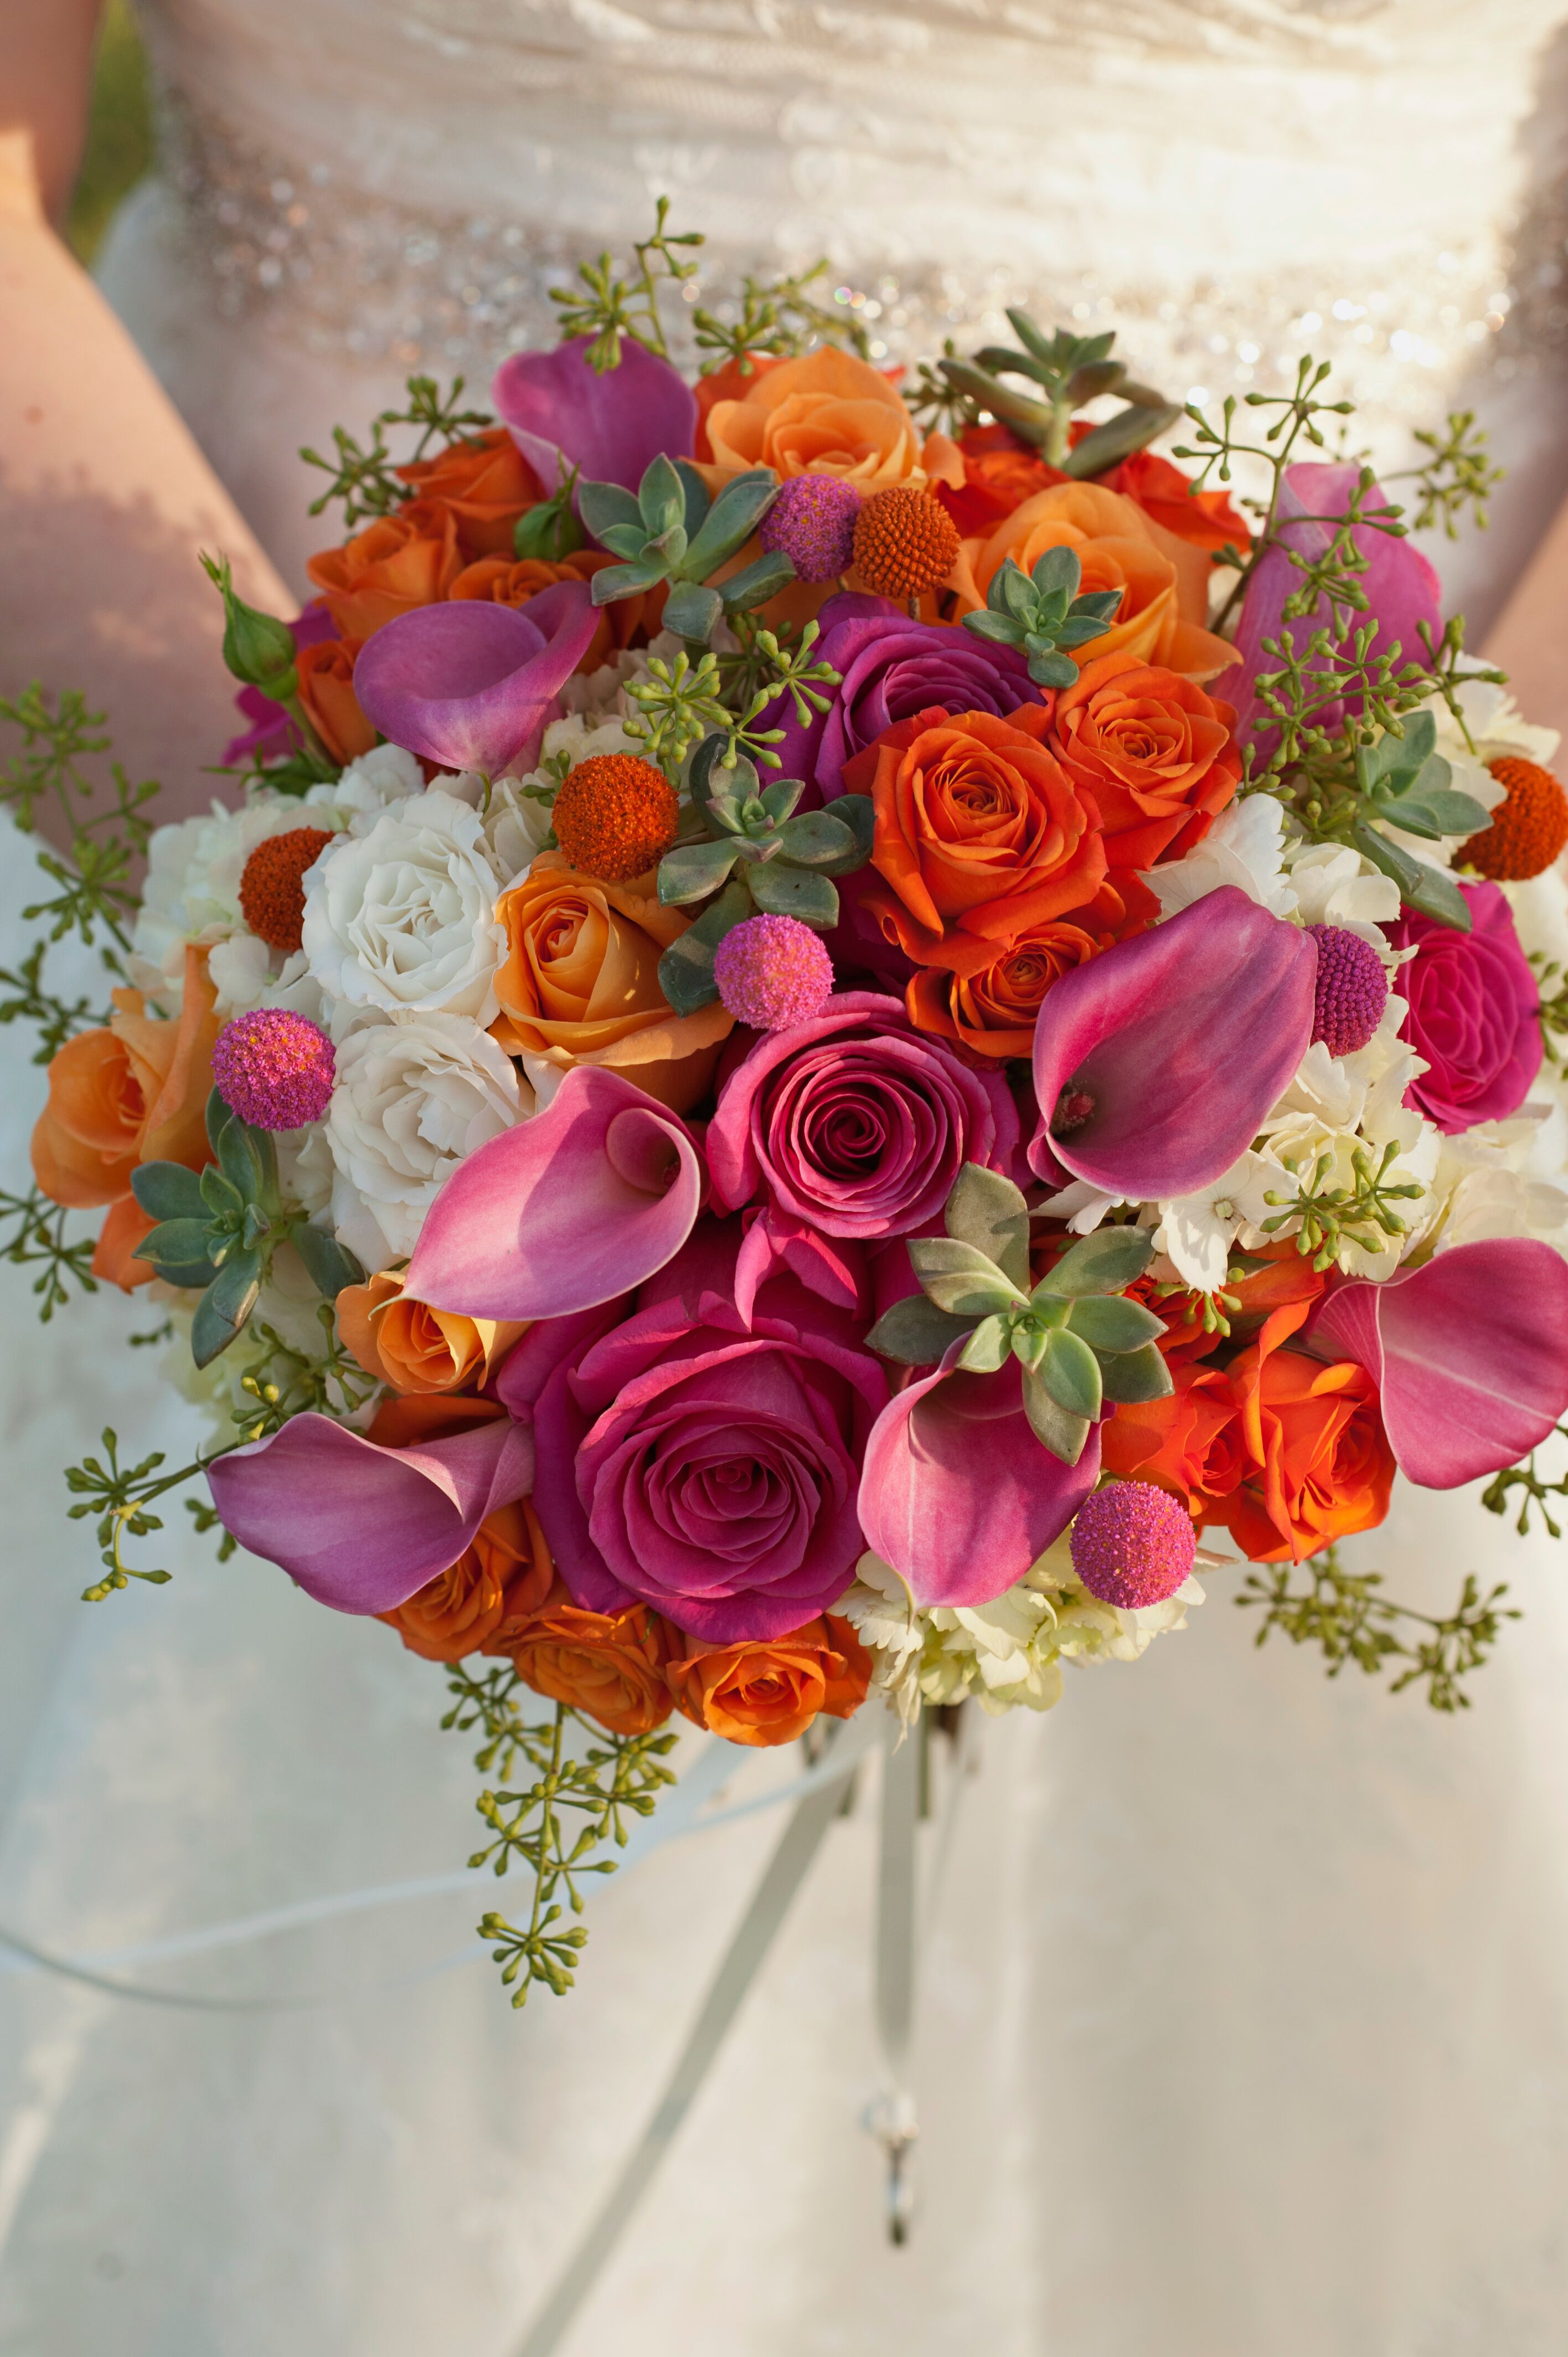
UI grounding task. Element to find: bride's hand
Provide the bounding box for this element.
[0,0,291,845]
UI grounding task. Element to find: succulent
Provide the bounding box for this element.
[654,733,873,1012]
[961,545,1123,687]
[577,456,793,646]
[939,315,1182,475]
[865,1164,1172,1465]
[131,1090,364,1368]
[1348,709,1492,930]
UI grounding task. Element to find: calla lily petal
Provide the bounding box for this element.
[1303,1238,1568,1488]
[1029,885,1315,1200]
[207,1410,534,1613]
[492,337,698,498]
[858,1352,1101,1607]
[352,583,598,776]
[405,1063,704,1321]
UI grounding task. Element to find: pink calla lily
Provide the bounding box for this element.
[1029,886,1316,1200]
[207,1411,534,1613]
[492,336,697,498]
[858,1352,1102,1607]
[405,1064,705,1322]
[1303,1238,1568,1488]
[352,582,598,776]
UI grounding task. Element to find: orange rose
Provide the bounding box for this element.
[841,703,1106,974]
[31,947,219,1290]
[1101,1363,1248,1517]
[378,1497,554,1663]
[505,1578,678,1736]
[704,347,941,493]
[395,426,540,559]
[1098,448,1251,557]
[951,482,1236,683]
[306,500,462,646]
[1048,653,1241,869]
[491,853,733,1113]
[295,639,377,764]
[1208,1300,1395,1563]
[935,424,1064,539]
[904,872,1156,1059]
[449,549,664,673]
[337,1267,527,1395]
[1139,1242,1328,1368]
[665,1613,872,1748]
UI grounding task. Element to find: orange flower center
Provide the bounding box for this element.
[239,827,338,952]
[551,755,679,884]
[853,486,961,600]
[1461,757,1568,882]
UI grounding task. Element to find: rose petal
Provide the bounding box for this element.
[352,583,598,776]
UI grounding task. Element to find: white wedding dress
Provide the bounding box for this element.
[5,3,1568,2350]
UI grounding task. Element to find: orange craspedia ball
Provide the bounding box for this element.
[238,827,337,953]
[852,485,961,601]
[551,754,680,884]
[1459,756,1568,882]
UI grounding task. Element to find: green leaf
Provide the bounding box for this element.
[576,477,643,544]
[719,551,798,614]
[191,1249,263,1367]
[1098,1344,1175,1404]
[1350,822,1472,930]
[747,863,839,927]
[1030,545,1082,602]
[832,794,876,864]
[864,1294,978,1365]
[996,559,1037,624]
[199,1164,244,1219]
[130,1161,208,1222]
[1020,1366,1091,1465]
[938,359,1054,447]
[597,522,651,561]
[773,809,861,871]
[1038,1224,1154,1298]
[673,460,713,539]
[513,491,585,563]
[685,469,780,577]
[217,1114,264,1202]
[963,610,1025,648]
[907,1236,1027,1319]
[204,1087,235,1159]
[662,580,725,645]
[957,1315,1012,1373]
[637,453,687,539]
[1360,709,1438,791]
[1039,1327,1103,1420]
[1028,648,1079,689]
[656,879,753,1014]
[942,1162,1031,1290]
[591,559,669,605]
[687,733,736,810]
[759,776,806,827]
[291,1223,365,1301]
[1381,789,1491,840]
[657,837,741,905]
[1062,403,1184,478]
[136,1217,216,1270]
[1065,1294,1167,1353]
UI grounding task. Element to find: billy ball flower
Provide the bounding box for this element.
[1305,922,1389,1056]
[551,754,679,884]
[1070,1479,1195,1610]
[852,486,961,603]
[212,1008,336,1131]
[1459,756,1568,882]
[713,913,834,1031]
[239,827,337,954]
[759,474,862,584]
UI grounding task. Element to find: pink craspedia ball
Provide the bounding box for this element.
[1069,1480,1196,1611]
[712,913,835,1031]
[1305,922,1389,1057]
[757,474,862,584]
[211,1009,336,1131]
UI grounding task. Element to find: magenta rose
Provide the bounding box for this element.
[771,593,1043,806]
[706,991,1020,1239]
[510,1222,887,1641]
[1386,881,1541,1134]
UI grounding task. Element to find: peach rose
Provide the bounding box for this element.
[903,873,1155,1059]
[306,499,462,646]
[505,1578,678,1737]
[337,1267,526,1395]
[1208,1300,1395,1563]
[693,351,788,461]
[1048,652,1241,869]
[449,549,664,673]
[841,703,1106,973]
[395,426,541,559]
[1100,1363,1248,1517]
[704,347,942,493]
[951,482,1236,683]
[665,1613,872,1748]
[378,1497,554,1663]
[295,639,377,764]
[491,853,733,1114]
[31,946,219,1289]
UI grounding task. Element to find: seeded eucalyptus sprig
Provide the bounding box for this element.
[961,546,1123,687]
[131,1090,363,1368]
[865,1166,1172,1464]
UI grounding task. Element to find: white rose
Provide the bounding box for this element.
[311,743,425,829]
[302,790,507,1023]
[323,1013,529,1267]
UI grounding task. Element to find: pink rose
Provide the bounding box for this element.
[1386,882,1542,1135]
[706,991,1019,1239]
[508,1222,888,1643]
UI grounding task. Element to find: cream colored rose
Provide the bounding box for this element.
[302,789,507,1023]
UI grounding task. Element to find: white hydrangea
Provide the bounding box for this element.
[1142,792,1295,920]
[839,1542,1201,1727]
[1283,840,1402,945]
[301,789,508,1025]
[1425,1099,1568,1259]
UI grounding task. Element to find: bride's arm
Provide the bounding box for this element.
[1484,510,1568,752]
[0,2,292,843]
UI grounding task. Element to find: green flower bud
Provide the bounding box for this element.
[200,553,298,693]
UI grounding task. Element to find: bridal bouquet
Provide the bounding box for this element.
[11,218,1568,2001]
